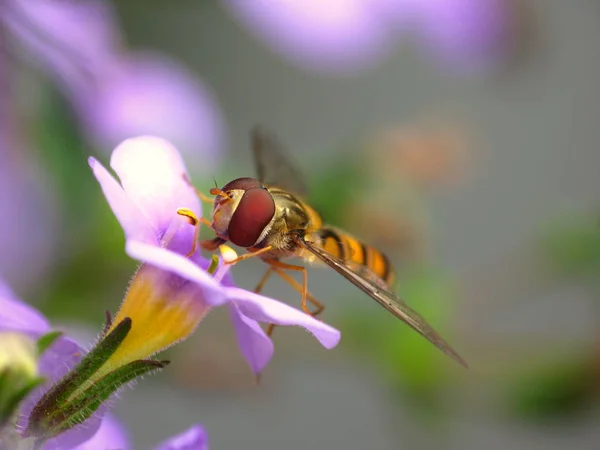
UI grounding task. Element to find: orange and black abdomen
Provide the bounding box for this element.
[316,227,395,286]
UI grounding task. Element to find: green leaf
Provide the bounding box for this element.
[45,359,169,436]
[26,318,132,434]
[36,332,63,356]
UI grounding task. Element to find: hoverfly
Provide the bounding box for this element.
[196,127,467,367]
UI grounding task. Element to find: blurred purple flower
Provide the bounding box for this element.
[2,0,225,167]
[414,0,512,72]
[223,0,397,73]
[0,42,61,294]
[0,278,102,450]
[0,148,61,296]
[155,425,208,450]
[223,0,513,74]
[80,417,208,450]
[76,53,225,167]
[89,136,341,374]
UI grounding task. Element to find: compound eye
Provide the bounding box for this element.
[228,188,275,248]
[221,177,263,192]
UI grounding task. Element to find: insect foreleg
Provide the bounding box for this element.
[182,173,214,204]
[224,246,274,265]
[271,267,324,317]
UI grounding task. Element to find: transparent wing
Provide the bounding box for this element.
[295,235,468,368]
[251,126,308,196]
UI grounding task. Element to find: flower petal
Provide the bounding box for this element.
[109,136,202,243]
[40,409,105,450]
[0,279,49,333]
[224,0,394,73]
[3,0,121,94]
[82,53,226,171]
[229,304,274,373]
[125,241,226,306]
[74,413,131,450]
[89,157,158,245]
[225,287,341,349]
[154,424,208,450]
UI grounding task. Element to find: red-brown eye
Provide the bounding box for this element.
[228,188,275,247]
[221,177,263,192]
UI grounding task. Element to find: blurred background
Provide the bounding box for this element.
[3,0,600,448]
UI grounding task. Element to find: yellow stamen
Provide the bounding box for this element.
[176,208,200,258]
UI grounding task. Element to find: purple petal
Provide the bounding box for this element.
[223,0,394,73]
[108,136,202,246]
[74,414,132,450]
[41,409,105,450]
[0,279,49,333]
[154,425,208,450]
[80,53,226,169]
[89,157,158,246]
[229,304,274,373]
[125,241,227,306]
[415,0,512,71]
[3,0,121,94]
[224,287,341,349]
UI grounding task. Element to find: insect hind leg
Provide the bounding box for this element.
[271,266,324,317]
[256,261,324,338]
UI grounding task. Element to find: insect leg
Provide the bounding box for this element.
[265,260,318,316]
[182,173,214,204]
[254,267,275,294]
[252,267,280,338]
[271,267,324,317]
[224,246,274,265]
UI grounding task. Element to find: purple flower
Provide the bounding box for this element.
[79,416,208,450]
[74,414,130,450]
[2,0,225,167]
[76,52,225,170]
[413,0,512,73]
[0,278,102,450]
[223,0,396,73]
[0,151,61,295]
[155,425,208,450]
[0,279,211,450]
[89,136,340,374]
[0,53,61,294]
[223,0,513,74]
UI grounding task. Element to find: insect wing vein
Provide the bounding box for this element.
[295,236,468,367]
[251,126,308,196]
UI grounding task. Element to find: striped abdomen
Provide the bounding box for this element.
[316,227,395,285]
